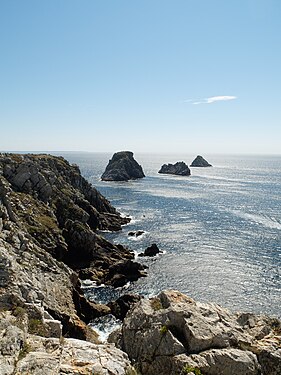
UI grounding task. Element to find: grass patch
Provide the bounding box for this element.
[28,318,48,336]
[12,306,26,319]
[160,325,168,335]
[18,342,32,361]
[181,366,203,375]
[150,297,163,311]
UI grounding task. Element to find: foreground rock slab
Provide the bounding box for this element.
[0,310,135,375]
[101,151,145,181]
[112,290,281,375]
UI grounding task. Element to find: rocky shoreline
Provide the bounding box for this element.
[0,153,280,374]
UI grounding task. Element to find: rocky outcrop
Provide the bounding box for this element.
[139,243,162,257]
[0,309,135,375]
[190,155,212,167]
[0,153,146,339]
[158,162,191,176]
[0,153,146,286]
[101,151,145,181]
[113,290,281,375]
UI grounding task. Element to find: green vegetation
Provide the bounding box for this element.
[28,318,48,336]
[125,367,139,375]
[12,306,26,319]
[150,297,163,311]
[181,366,203,375]
[18,342,32,360]
[160,325,168,335]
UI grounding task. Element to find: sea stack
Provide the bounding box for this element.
[101,151,145,181]
[158,161,191,176]
[191,155,212,167]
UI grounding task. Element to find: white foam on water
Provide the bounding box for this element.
[89,314,122,343]
[231,210,281,230]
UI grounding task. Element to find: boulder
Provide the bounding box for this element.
[114,290,280,375]
[105,260,148,288]
[158,162,191,176]
[101,151,145,181]
[190,155,212,167]
[139,243,162,257]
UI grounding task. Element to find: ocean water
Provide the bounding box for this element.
[63,152,281,317]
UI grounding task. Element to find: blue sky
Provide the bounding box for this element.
[0,0,280,154]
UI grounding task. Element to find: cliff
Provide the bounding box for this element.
[0,154,146,338]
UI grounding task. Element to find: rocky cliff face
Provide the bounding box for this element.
[0,154,146,340]
[101,151,145,181]
[112,290,281,375]
[158,162,191,176]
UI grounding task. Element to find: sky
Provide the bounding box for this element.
[0,0,281,154]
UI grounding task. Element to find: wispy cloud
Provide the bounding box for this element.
[184,95,237,105]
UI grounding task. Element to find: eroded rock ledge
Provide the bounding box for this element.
[111,290,281,375]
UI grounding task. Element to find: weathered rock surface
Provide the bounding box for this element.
[0,310,135,375]
[114,290,281,375]
[0,153,146,339]
[190,155,212,167]
[0,153,147,373]
[158,161,191,176]
[101,151,145,181]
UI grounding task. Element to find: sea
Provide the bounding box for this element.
[60,152,281,320]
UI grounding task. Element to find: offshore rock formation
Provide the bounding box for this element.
[0,154,146,338]
[112,290,281,375]
[190,155,212,167]
[158,162,191,176]
[139,243,162,257]
[101,151,145,181]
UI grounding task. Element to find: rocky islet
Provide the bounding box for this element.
[190,155,212,167]
[158,162,191,176]
[101,151,145,181]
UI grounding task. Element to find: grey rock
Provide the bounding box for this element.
[116,290,280,375]
[158,161,191,176]
[0,306,135,375]
[190,155,212,167]
[101,151,145,181]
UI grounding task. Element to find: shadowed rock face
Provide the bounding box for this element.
[158,162,191,176]
[101,151,145,181]
[190,155,212,167]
